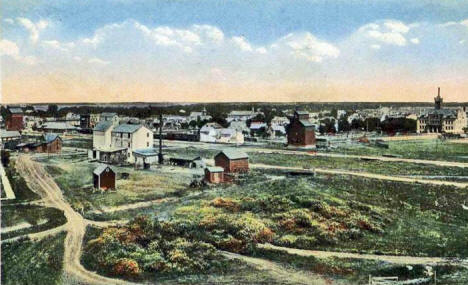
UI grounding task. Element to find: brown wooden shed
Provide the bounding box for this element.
[204,167,224,183]
[287,110,316,148]
[214,150,249,173]
[93,165,116,190]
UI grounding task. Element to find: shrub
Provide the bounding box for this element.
[113,258,141,277]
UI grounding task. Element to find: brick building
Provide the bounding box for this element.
[5,107,24,131]
[93,165,116,190]
[214,150,249,173]
[204,166,224,183]
[287,110,316,148]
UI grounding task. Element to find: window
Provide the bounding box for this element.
[147,142,149,147]
[147,132,149,137]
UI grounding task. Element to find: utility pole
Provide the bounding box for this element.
[158,113,163,164]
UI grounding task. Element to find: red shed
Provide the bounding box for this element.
[204,167,224,183]
[41,134,62,153]
[214,150,249,173]
[6,108,24,131]
[287,110,316,148]
[93,165,116,190]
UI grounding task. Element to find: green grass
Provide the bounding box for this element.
[3,160,40,202]
[39,156,192,214]
[327,139,468,162]
[1,233,66,285]
[62,137,93,149]
[1,205,67,240]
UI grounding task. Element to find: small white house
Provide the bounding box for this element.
[111,124,153,163]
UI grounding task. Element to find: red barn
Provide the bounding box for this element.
[93,165,116,190]
[287,110,316,148]
[214,150,249,173]
[6,108,24,131]
[41,134,62,153]
[204,167,224,183]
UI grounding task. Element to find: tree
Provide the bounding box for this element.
[47,104,59,117]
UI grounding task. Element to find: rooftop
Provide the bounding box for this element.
[206,166,224,172]
[93,164,114,175]
[43,133,61,143]
[217,149,248,160]
[1,130,21,138]
[112,124,143,133]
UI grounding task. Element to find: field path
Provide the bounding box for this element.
[221,251,336,285]
[251,163,468,188]
[16,155,137,285]
[257,244,465,266]
[0,160,16,200]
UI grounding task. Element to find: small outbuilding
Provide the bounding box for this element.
[204,166,224,184]
[93,165,116,190]
[169,156,205,168]
[41,133,62,153]
[214,150,249,173]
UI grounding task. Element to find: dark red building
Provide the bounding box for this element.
[214,150,249,173]
[93,165,116,190]
[287,110,316,148]
[40,134,62,153]
[6,108,24,131]
[204,166,224,183]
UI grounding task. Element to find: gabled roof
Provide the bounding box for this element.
[217,149,248,160]
[42,122,76,130]
[133,148,158,156]
[1,130,21,138]
[299,120,315,127]
[94,121,114,132]
[206,166,224,172]
[93,164,114,175]
[112,124,143,133]
[43,133,61,143]
[8,108,23,114]
[229,110,255,116]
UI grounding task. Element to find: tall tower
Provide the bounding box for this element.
[434,87,443,110]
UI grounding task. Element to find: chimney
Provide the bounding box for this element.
[438,87,440,97]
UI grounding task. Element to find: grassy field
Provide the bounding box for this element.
[1,205,66,240]
[328,139,468,162]
[1,233,66,285]
[62,137,93,149]
[37,155,194,214]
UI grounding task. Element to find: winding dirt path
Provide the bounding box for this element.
[16,155,136,285]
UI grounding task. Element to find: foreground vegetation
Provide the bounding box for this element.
[1,233,66,285]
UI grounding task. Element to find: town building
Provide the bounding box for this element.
[204,167,224,183]
[0,130,21,149]
[189,107,212,122]
[80,114,91,130]
[90,121,126,163]
[100,112,119,125]
[417,88,467,134]
[5,107,24,131]
[287,110,316,148]
[41,122,77,134]
[93,165,116,190]
[227,109,262,122]
[133,148,159,169]
[214,150,249,173]
[40,134,62,153]
[111,124,153,163]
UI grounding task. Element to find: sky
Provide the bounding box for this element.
[1,0,468,103]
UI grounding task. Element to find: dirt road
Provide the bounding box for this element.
[221,251,338,285]
[251,163,468,188]
[258,244,462,266]
[16,155,135,285]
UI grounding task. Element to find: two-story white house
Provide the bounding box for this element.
[111,124,153,163]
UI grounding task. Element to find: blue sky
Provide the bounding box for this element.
[1,0,468,103]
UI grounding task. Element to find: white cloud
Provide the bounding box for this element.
[359,20,410,46]
[232,36,253,52]
[277,32,340,62]
[371,44,381,49]
[410,38,420,44]
[4,18,14,24]
[88,57,110,65]
[17,17,49,43]
[0,39,37,65]
[41,40,75,52]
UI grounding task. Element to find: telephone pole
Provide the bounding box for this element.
[158,113,163,164]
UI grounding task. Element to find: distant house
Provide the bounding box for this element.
[271,116,289,126]
[41,122,77,134]
[218,128,244,144]
[227,109,262,122]
[214,150,249,173]
[40,133,62,153]
[287,110,316,148]
[229,121,250,134]
[189,107,212,122]
[133,148,159,169]
[5,107,24,131]
[204,167,224,183]
[1,130,21,149]
[93,165,116,190]
[100,112,119,125]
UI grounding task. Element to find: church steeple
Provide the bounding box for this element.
[434,87,443,110]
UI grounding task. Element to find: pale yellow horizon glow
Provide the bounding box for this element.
[2,73,468,104]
